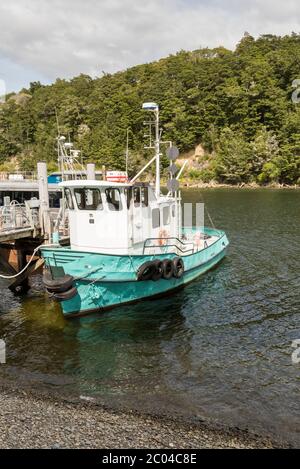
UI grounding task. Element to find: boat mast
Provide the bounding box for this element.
[57,136,66,181]
[125,128,129,176]
[154,105,160,198]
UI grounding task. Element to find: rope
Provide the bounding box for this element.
[205,206,216,230]
[196,192,217,230]
[0,243,58,280]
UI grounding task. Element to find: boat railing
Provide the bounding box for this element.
[143,237,195,256]
[0,171,37,182]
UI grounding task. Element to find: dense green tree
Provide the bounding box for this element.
[251,128,280,177]
[0,34,300,184]
[215,128,253,183]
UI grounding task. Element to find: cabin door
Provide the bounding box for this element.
[132,187,143,244]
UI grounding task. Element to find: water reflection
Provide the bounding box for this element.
[64,293,190,391]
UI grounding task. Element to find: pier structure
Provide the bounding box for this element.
[0,130,100,293]
[0,162,71,292]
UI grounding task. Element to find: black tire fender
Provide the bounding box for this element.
[173,257,184,279]
[162,259,174,280]
[43,271,74,293]
[151,260,163,281]
[137,261,156,282]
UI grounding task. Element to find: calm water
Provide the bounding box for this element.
[0,189,300,445]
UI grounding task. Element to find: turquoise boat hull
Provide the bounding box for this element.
[41,228,229,318]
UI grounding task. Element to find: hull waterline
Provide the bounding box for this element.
[41,228,229,318]
[63,248,227,318]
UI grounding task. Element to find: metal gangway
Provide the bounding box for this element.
[0,201,39,242]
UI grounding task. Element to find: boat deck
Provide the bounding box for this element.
[141,230,221,257]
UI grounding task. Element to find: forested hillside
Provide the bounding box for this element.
[1,33,300,184]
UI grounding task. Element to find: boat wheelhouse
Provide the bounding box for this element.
[61,180,183,255]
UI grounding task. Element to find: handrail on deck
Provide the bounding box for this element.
[143,237,195,255]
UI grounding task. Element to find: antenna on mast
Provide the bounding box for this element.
[55,107,60,136]
[56,136,85,181]
[125,128,130,176]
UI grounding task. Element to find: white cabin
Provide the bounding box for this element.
[60,180,182,255]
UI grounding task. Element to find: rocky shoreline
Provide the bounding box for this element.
[0,384,287,449]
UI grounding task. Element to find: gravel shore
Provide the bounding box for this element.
[0,386,284,449]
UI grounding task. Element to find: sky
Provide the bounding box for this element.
[0,0,299,93]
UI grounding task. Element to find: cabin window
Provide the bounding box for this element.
[134,187,140,207]
[105,188,122,211]
[64,188,74,210]
[152,208,160,229]
[74,188,103,210]
[163,206,170,225]
[141,187,148,207]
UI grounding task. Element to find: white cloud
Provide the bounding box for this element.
[0,0,299,90]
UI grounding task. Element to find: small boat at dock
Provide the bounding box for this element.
[40,103,229,317]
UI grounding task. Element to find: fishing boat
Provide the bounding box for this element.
[40,103,229,318]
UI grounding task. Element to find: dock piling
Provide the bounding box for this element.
[87,163,96,180]
[37,162,51,242]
